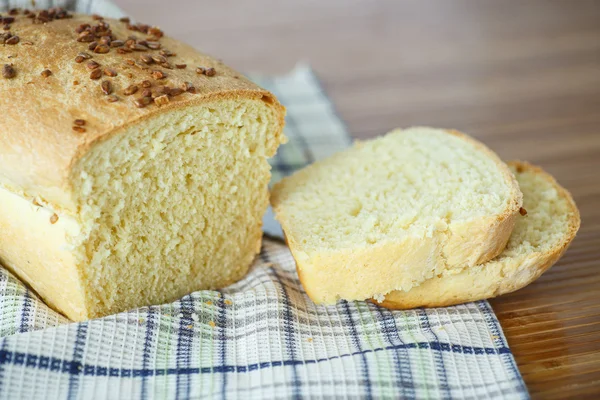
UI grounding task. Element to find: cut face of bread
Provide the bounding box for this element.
[0,98,283,321]
[379,161,580,309]
[271,127,522,304]
[70,100,283,318]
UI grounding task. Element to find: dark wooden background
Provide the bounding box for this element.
[115,0,600,397]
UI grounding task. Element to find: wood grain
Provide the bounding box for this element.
[115,0,600,397]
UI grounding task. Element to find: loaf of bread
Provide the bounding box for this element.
[0,11,285,321]
[379,161,580,308]
[271,127,522,304]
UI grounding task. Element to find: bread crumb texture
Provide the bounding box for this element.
[67,100,280,319]
[271,127,522,303]
[381,162,580,308]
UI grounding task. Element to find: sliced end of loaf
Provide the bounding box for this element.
[0,97,283,321]
[65,98,283,320]
[378,161,580,309]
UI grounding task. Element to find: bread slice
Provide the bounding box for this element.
[271,127,522,304]
[379,161,580,309]
[0,14,285,321]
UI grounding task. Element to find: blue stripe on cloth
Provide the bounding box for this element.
[67,323,88,400]
[342,301,373,400]
[217,291,228,400]
[0,271,7,393]
[141,305,157,399]
[374,306,415,397]
[0,341,514,377]
[175,296,194,399]
[418,309,451,398]
[477,301,529,396]
[372,306,403,393]
[18,289,31,334]
[269,160,296,177]
[261,250,302,399]
[0,338,6,394]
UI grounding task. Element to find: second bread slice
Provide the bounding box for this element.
[378,161,580,309]
[271,127,522,304]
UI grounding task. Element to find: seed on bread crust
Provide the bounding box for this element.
[196,66,216,76]
[103,67,118,77]
[2,64,16,79]
[154,94,170,106]
[140,54,154,64]
[5,35,19,45]
[151,70,166,80]
[123,85,139,95]
[134,96,152,108]
[87,61,100,70]
[151,55,167,64]
[94,44,110,54]
[90,69,102,80]
[181,82,196,93]
[101,80,112,95]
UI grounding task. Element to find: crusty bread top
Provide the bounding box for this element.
[0,10,285,208]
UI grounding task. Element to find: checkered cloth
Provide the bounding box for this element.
[1,1,529,399]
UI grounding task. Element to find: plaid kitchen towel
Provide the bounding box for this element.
[0,1,529,399]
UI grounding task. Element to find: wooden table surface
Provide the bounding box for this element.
[116,0,600,397]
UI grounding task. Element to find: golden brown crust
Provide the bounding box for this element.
[0,13,285,210]
[378,161,581,309]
